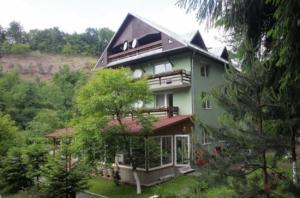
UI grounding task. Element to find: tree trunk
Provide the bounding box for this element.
[133,169,141,194]
[291,127,297,184]
[262,151,270,198]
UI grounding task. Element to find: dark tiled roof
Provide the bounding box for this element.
[108,115,192,134]
[46,128,74,138]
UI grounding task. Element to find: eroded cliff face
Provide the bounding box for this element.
[0,52,97,80]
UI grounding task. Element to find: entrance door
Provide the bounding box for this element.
[175,135,190,166]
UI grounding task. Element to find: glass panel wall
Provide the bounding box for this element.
[175,135,189,165]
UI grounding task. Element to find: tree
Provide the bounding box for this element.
[74,68,153,194]
[42,138,89,198]
[178,0,300,188]
[24,141,49,187]
[0,112,19,157]
[6,21,27,44]
[0,147,33,193]
[28,27,65,53]
[27,109,63,136]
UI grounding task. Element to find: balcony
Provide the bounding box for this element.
[108,41,162,63]
[141,106,179,117]
[148,69,191,91]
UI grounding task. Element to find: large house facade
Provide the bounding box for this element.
[95,13,228,186]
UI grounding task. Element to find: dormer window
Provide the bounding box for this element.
[154,62,172,74]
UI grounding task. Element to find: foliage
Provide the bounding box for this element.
[0,65,87,130]
[0,147,33,193]
[27,109,64,136]
[0,112,20,157]
[24,141,49,184]
[74,68,153,165]
[0,21,114,56]
[42,139,89,198]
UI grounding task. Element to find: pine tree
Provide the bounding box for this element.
[203,59,290,197]
[0,147,33,193]
[42,138,89,198]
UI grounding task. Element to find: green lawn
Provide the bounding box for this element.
[87,175,231,198]
[88,175,198,198]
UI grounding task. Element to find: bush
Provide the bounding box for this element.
[0,42,31,54]
[9,43,31,54]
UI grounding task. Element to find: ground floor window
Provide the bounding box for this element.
[148,136,173,170]
[116,134,190,170]
[175,135,190,165]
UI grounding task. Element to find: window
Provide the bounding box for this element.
[155,94,173,108]
[148,137,162,169]
[118,137,146,169]
[201,92,211,109]
[202,130,212,145]
[156,94,165,108]
[200,65,209,77]
[175,135,190,165]
[162,136,172,165]
[148,136,173,169]
[154,62,172,74]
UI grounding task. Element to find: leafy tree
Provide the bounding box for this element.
[10,81,44,129]
[0,112,19,157]
[28,27,65,53]
[42,138,89,198]
[74,68,153,194]
[51,65,87,121]
[27,109,63,136]
[6,21,27,44]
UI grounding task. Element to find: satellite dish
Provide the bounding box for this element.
[134,100,144,109]
[133,69,143,79]
[122,41,128,51]
[132,38,138,48]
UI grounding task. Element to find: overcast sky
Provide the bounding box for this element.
[1,0,225,48]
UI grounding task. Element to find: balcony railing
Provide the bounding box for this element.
[108,41,162,63]
[141,106,179,118]
[148,69,191,91]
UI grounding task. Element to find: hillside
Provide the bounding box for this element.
[0,52,97,80]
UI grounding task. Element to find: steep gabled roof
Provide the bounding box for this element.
[209,47,229,60]
[95,13,228,69]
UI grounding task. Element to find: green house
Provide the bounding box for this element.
[95,13,228,186]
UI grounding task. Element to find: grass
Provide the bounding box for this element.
[87,175,233,198]
[87,175,198,198]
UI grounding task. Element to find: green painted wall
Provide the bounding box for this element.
[192,53,225,151]
[130,52,193,115]
[127,51,226,151]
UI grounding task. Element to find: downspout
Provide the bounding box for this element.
[191,50,196,167]
[191,50,196,116]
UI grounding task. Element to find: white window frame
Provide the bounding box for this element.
[174,134,190,166]
[202,130,212,145]
[154,62,173,74]
[155,93,172,108]
[201,92,212,109]
[148,135,173,171]
[200,65,209,77]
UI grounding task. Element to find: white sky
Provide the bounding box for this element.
[0,0,225,48]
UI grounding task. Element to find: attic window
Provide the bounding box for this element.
[122,41,129,51]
